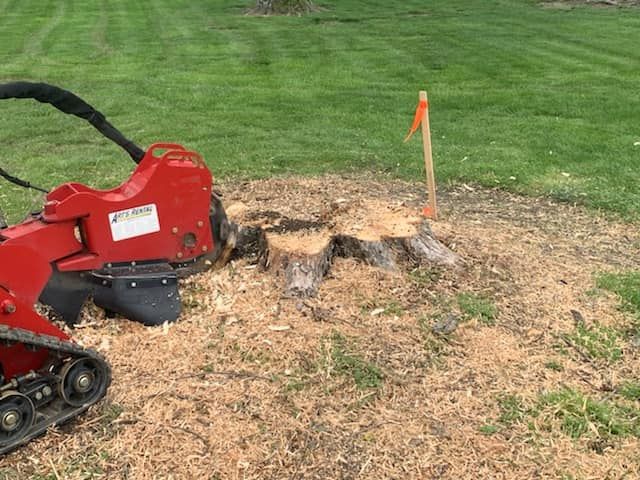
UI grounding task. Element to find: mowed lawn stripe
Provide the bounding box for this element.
[22,0,66,57]
[0,0,638,221]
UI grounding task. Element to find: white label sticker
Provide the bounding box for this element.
[108,203,160,242]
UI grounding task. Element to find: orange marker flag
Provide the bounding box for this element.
[404,91,438,221]
[404,99,428,143]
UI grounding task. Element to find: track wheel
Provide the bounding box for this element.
[59,357,109,407]
[0,392,35,448]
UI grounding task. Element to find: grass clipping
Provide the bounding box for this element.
[1,175,640,479]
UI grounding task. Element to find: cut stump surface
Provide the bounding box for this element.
[226,199,459,297]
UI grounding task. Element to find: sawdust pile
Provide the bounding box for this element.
[1,176,639,479]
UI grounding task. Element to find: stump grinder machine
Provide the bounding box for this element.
[0,82,232,454]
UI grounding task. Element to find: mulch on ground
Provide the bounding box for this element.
[1,175,638,479]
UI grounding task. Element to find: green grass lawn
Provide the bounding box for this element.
[0,0,638,221]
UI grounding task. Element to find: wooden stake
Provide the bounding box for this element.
[419,90,438,221]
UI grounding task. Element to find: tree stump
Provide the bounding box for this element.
[250,0,317,15]
[225,199,460,298]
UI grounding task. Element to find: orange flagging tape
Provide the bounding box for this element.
[403,99,428,142]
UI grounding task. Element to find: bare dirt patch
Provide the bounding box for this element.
[1,175,639,479]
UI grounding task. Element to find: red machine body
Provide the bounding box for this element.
[1,143,215,270]
[0,246,63,380]
[0,142,216,381]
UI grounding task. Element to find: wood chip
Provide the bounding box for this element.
[268,325,291,331]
